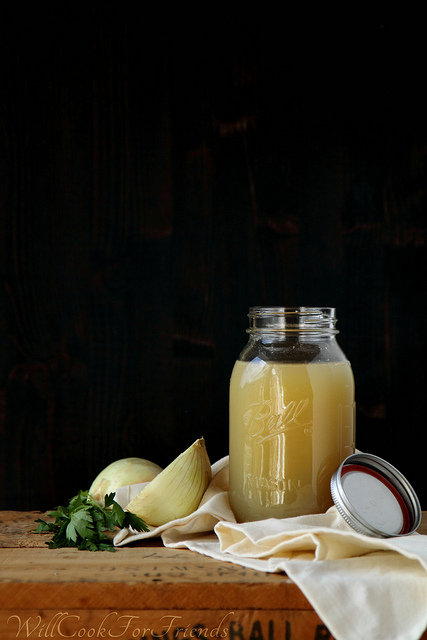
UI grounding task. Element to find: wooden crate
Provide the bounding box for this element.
[1,511,427,640]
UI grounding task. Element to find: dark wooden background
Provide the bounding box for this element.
[1,10,426,510]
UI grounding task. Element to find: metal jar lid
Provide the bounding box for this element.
[330,452,421,537]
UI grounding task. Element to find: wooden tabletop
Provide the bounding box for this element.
[1,511,427,640]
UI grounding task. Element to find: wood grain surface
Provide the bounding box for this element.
[2,511,427,640]
[0,510,328,640]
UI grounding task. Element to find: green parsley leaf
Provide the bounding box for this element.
[104,493,116,508]
[34,519,55,533]
[34,489,149,551]
[66,508,94,543]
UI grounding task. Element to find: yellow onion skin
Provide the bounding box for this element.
[89,457,162,504]
[126,438,212,526]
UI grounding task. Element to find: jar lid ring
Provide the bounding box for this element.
[331,453,421,538]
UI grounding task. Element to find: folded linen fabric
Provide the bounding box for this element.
[114,457,427,640]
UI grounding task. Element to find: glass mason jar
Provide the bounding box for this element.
[229,307,355,522]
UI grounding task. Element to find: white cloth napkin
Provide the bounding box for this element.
[113,457,427,640]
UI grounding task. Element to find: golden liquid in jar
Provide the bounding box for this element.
[229,358,355,521]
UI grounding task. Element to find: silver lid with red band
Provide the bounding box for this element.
[330,453,421,537]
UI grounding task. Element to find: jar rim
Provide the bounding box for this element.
[247,307,338,333]
[248,306,336,317]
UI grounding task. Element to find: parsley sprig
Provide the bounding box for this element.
[34,490,149,551]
